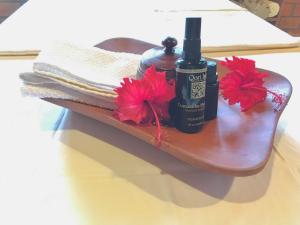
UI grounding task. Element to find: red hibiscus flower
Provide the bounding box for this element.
[114,78,154,124]
[114,65,175,145]
[220,56,283,111]
[143,65,175,120]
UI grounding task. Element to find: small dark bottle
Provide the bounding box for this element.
[174,17,207,133]
[204,61,219,121]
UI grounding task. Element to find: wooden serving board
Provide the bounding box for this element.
[45,38,292,176]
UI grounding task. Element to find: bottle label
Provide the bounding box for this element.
[190,79,205,99]
[176,67,207,99]
[175,67,207,131]
[176,68,207,74]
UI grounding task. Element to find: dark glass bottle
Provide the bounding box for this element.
[204,61,219,121]
[174,17,207,133]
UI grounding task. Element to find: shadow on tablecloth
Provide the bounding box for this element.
[52,110,274,208]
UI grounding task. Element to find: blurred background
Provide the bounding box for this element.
[0,0,26,23]
[0,0,299,36]
[230,0,300,36]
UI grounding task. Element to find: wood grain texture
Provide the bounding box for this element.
[45,38,292,176]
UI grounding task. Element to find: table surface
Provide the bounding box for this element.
[1,51,300,225]
[1,1,300,225]
[0,0,299,56]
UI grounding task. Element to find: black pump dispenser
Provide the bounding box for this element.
[183,17,202,62]
[174,17,207,133]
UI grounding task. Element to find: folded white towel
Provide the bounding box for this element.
[20,41,141,110]
[33,41,141,92]
[20,73,116,109]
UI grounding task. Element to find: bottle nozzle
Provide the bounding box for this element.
[185,17,201,40]
[183,17,202,62]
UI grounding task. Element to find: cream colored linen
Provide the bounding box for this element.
[33,41,140,91]
[2,53,300,225]
[19,41,141,109]
[20,73,116,110]
[0,0,299,56]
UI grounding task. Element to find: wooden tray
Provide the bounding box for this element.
[46,38,292,176]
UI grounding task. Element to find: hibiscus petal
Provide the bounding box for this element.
[114,66,175,124]
[144,65,176,103]
[222,56,256,75]
[220,56,269,111]
[114,78,154,124]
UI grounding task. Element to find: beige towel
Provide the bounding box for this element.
[20,73,116,109]
[20,41,141,110]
